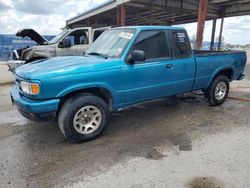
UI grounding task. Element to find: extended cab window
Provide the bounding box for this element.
[133,30,170,61]
[172,30,192,59]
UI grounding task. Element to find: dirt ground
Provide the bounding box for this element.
[0,62,14,85]
[0,63,249,188]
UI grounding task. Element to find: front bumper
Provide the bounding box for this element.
[11,85,60,122]
[7,60,25,72]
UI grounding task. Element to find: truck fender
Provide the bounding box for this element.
[56,83,117,106]
[206,66,234,89]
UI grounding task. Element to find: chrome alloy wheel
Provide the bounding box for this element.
[73,106,102,135]
[215,82,227,100]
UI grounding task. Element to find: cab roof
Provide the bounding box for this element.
[112,25,185,31]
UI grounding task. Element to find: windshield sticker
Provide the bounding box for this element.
[176,32,186,43]
[119,32,134,40]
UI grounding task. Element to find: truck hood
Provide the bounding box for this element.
[16,29,48,45]
[21,45,56,61]
[15,56,120,79]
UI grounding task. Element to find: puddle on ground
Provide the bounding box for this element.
[145,134,192,160]
[223,100,245,110]
[198,120,213,127]
[167,133,192,151]
[187,177,226,188]
[144,147,165,160]
[164,96,180,107]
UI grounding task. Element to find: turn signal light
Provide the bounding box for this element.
[31,83,40,95]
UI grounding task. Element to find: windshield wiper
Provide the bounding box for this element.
[87,52,109,59]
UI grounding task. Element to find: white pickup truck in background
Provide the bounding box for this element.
[8,26,110,71]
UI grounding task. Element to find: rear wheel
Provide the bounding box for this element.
[204,75,229,106]
[58,93,110,143]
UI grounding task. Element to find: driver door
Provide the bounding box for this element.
[123,30,173,104]
[123,29,196,105]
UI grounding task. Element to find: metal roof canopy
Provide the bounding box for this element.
[66,0,250,28]
[66,0,250,50]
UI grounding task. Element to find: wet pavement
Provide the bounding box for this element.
[0,65,249,188]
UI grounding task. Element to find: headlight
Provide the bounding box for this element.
[20,81,40,95]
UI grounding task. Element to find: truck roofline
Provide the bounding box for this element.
[113,25,185,31]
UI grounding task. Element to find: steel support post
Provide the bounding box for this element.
[117,5,126,26]
[218,16,224,50]
[210,19,217,50]
[196,0,208,50]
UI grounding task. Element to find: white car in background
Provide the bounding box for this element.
[8,26,110,71]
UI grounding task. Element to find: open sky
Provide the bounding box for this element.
[0,0,250,45]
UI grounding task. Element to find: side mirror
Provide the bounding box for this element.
[58,38,71,48]
[128,50,145,64]
[58,41,64,48]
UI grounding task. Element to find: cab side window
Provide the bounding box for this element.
[172,31,192,58]
[133,30,170,61]
[66,30,89,46]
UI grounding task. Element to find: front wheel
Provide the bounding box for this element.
[204,75,229,106]
[58,94,110,143]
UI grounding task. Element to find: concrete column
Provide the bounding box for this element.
[196,0,208,50]
[210,19,217,50]
[117,5,126,26]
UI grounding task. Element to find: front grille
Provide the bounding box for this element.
[14,75,23,92]
[15,78,21,86]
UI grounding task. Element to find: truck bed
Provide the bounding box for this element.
[192,50,247,90]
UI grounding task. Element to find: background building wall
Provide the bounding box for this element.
[0,35,55,61]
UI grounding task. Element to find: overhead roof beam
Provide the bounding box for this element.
[67,0,250,28]
[224,1,250,17]
[131,0,219,14]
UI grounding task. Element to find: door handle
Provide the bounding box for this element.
[166,64,173,69]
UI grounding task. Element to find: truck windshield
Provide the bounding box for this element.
[48,30,68,44]
[86,29,136,58]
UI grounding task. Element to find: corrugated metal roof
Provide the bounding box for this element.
[67,0,116,23]
[66,0,250,28]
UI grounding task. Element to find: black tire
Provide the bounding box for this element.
[58,93,110,143]
[203,75,229,106]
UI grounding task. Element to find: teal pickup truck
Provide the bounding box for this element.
[11,26,246,142]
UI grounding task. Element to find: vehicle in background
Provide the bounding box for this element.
[11,26,246,143]
[7,27,110,71]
